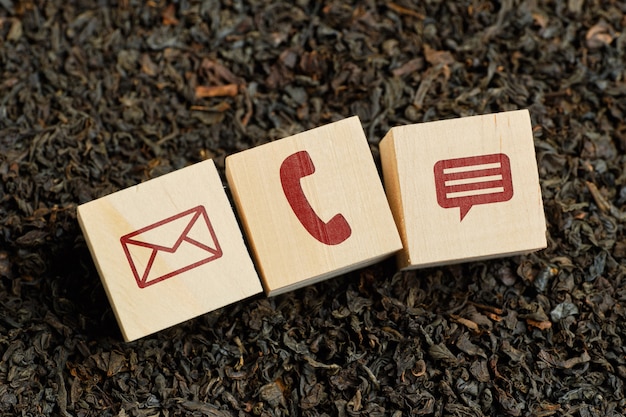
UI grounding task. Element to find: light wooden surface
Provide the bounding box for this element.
[77,159,262,341]
[226,116,402,296]
[380,109,547,270]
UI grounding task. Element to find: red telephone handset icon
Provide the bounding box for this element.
[280,150,352,245]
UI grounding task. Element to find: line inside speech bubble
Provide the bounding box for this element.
[434,153,514,221]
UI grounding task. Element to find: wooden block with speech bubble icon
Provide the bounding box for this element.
[380,110,547,270]
[77,159,263,341]
[225,116,403,296]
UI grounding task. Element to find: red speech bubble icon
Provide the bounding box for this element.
[434,153,514,221]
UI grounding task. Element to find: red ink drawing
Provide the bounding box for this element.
[434,153,514,221]
[120,206,222,288]
[280,150,352,245]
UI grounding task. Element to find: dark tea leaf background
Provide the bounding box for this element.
[1,1,625,416]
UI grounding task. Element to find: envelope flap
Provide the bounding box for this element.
[184,209,221,254]
[121,207,202,251]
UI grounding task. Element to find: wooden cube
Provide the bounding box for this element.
[225,116,402,296]
[77,159,262,341]
[380,110,547,269]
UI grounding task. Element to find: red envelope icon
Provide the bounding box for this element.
[120,206,222,288]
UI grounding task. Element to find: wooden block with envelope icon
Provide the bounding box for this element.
[225,116,403,296]
[77,159,262,342]
[379,109,547,270]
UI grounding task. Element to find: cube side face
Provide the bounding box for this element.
[391,110,547,268]
[77,159,262,341]
[225,116,402,295]
[379,131,412,269]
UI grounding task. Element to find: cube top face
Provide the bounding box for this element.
[226,116,402,296]
[77,159,262,341]
[380,110,547,269]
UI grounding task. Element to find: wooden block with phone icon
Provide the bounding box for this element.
[77,159,263,341]
[225,116,403,296]
[380,110,547,270]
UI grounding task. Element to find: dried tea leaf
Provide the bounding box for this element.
[550,302,579,321]
[300,383,325,409]
[392,58,425,77]
[586,21,618,48]
[470,360,490,383]
[161,4,179,26]
[195,84,239,99]
[7,18,22,41]
[428,343,457,364]
[423,44,455,67]
[456,333,487,358]
[494,386,523,416]
[258,382,285,408]
[181,401,233,417]
[538,350,591,369]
